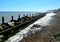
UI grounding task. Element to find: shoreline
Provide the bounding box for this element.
[5,12,55,42]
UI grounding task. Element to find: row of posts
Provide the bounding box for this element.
[2,14,35,24]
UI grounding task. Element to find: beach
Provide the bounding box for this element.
[0,0,60,42]
[5,12,57,42]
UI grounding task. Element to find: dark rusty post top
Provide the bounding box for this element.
[18,15,21,21]
[2,16,4,24]
[30,14,31,17]
[11,16,13,21]
[23,14,25,17]
[18,15,20,19]
[27,14,28,17]
[32,14,33,17]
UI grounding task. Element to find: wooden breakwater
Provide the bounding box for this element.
[0,13,46,42]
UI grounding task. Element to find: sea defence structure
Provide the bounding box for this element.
[0,13,46,42]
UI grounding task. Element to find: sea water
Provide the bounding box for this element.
[0,12,34,23]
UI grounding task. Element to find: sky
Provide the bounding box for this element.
[0,0,60,12]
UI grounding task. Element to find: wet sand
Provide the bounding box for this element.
[20,26,51,42]
[48,11,60,42]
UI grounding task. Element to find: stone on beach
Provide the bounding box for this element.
[8,22,15,27]
[30,24,41,29]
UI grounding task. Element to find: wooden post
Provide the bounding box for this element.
[18,15,20,21]
[23,14,25,17]
[32,14,33,17]
[2,16,4,24]
[11,16,13,21]
[30,14,31,17]
[27,14,28,17]
[18,15,20,19]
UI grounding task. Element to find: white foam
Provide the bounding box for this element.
[5,13,56,42]
[34,13,56,26]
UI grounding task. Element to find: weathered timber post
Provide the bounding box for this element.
[18,15,20,21]
[32,14,33,17]
[27,14,28,17]
[2,16,4,24]
[11,16,13,21]
[30,14,31,17]
[23,14,25,17]
[18,15,20,19]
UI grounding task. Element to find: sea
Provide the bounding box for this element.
[0,12,35,23]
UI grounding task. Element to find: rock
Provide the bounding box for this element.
[8,22,15,27]
[30,24,41,29]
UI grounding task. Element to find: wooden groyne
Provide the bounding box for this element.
[0,13,46,42]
